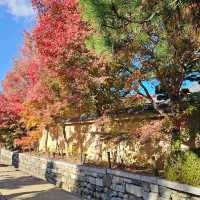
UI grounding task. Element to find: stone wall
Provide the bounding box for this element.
[0,149,200,200]
[0,149,19,167]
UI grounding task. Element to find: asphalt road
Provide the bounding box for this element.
[0,165,80,200]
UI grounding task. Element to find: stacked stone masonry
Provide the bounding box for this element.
[0,149,200,200]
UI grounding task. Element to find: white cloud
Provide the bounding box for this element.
[0,0,34,17]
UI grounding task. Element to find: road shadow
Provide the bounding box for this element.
[0,164,8,168]
[0,175,47,190]
[5,188,80,200]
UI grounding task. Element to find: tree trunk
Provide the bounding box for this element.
[45,128,49,152]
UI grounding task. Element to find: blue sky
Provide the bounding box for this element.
[0,0,34,88]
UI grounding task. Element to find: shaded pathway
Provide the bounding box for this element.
[0,165,80,200]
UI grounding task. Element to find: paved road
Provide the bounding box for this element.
[0,165,81,200]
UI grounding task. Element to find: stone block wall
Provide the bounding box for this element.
[0,149,200,200]
[0,149,19,167]
[0,149,13,165]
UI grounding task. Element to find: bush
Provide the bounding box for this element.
[164,151,200,186]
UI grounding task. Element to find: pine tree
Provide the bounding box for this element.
[80,0,200,142]
[80,0,200,110]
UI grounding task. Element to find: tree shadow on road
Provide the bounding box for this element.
[5,188,80,200]
[0,175,47,190]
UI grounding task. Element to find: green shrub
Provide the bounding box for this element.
[165,151,200,186]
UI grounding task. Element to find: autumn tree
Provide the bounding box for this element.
[0,93,24,149]
[10,0,108,151]
[1,0,98,150]
[0,33,39,149]
[30,0,89,124]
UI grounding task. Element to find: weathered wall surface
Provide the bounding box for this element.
[39,116,169,168]
[1,149,200,200]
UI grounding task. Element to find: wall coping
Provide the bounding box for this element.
[1,149,200,196]
[107,169,200,196]
[157,178,200,196]
[20,153,107,174]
